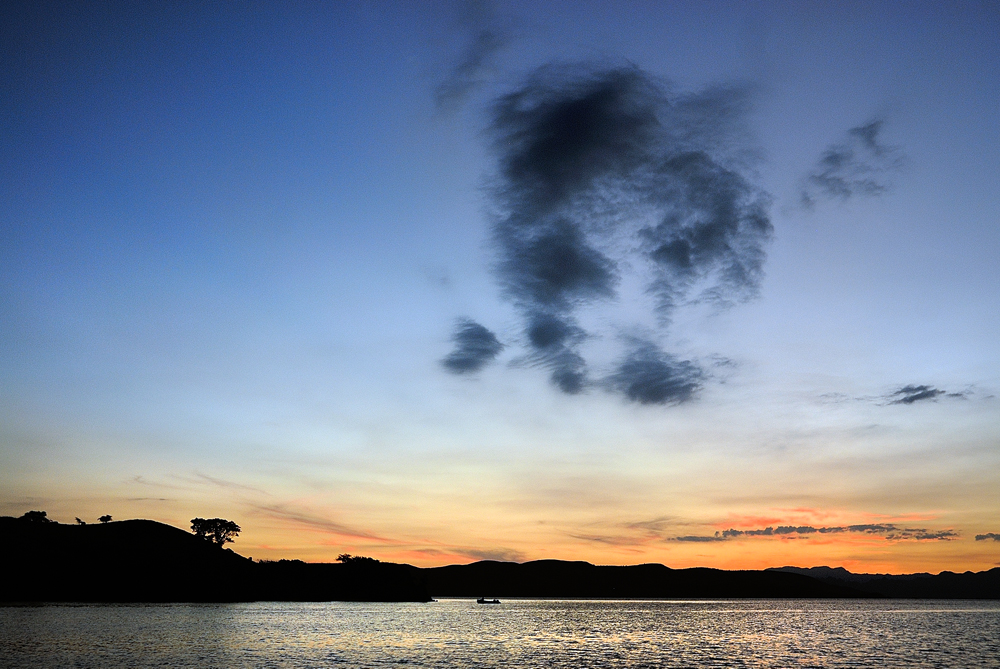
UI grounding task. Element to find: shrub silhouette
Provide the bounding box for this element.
[190,518,241,546]
[19,510,52,523]
[99,515,112,524]
[75,517,86,525]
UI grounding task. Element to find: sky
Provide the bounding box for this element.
[2,0,999,573]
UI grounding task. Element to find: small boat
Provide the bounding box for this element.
[476,597,500,604]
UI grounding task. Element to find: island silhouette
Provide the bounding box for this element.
[2,514,997,602]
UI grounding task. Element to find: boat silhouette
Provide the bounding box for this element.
[476,597,500,604]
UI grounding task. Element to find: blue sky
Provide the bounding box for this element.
[2,1,999,570]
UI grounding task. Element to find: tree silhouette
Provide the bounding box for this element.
[75,517,86,525]
[337,553,379,564]
[99,515,112,524]
[190,518,241,547]
[19,510,52,523]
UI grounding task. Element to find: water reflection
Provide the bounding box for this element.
[1,599,998,668]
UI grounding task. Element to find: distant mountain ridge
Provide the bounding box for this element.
[422,559,865,599]
[3,516,998,601]
[767,565,1000,598]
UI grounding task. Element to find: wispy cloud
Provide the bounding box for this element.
[801,119,905,207]
[831,384,975,406]
[395,545,525,563]
[188,472,270,495]
[129,475,189,490]
[251,504,394,543]
[435,0,511,111]
[567,532,651,547]
[976,533,1000,542]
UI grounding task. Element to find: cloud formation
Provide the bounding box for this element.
[469,64,772,402]
[435,1,510,111]
[677,523,958,542]
[606,339,702,405]
[442,318,504,373]
[976,533,1000,542]
[801,119,904,207]
[890,385,947,405]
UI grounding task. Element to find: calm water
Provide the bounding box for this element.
[2,599,999,668]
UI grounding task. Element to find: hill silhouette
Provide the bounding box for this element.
[767,565,1000,599]
[3,516,998,601]
[422,559,866,598]
[0,516,428,602]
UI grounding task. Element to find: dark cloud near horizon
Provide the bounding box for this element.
[434,1,510,111]
[453,546,526,562]
[442,318,504,373]
[677,523,958,542]
[976,533,1000,542]
[480,64,772,401]
[891,385,947,405]
[801,119,904,207]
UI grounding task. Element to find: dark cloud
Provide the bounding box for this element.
[801,119,904,207]
[976,533,1000,542]
[606,339,702,405]
[452,546,526,562]
[845,384,974,406]
[694,523,957,542]
[435,1,510,111]
[675,535,726,542]
[442,318,504,373]
[481,64,771,398]
[891,385,947,405]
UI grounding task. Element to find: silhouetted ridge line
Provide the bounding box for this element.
[0,517,429,602]
[767,565,1000,599]
[3,517,997,602]
[421,559,866,598]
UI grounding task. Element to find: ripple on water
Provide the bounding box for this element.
[1,599,999,668]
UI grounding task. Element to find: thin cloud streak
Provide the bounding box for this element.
[252,504,394,543]
[675,523,959,542]
[891,385,946,405]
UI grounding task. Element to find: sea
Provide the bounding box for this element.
[2,599,998,668]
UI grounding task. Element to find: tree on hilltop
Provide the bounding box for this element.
[19,510,53,523]
[99,515,112,524]
[190,518,241,547]
[337,553,379,564]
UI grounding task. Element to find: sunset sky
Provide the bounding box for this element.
[2,1,999,573]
